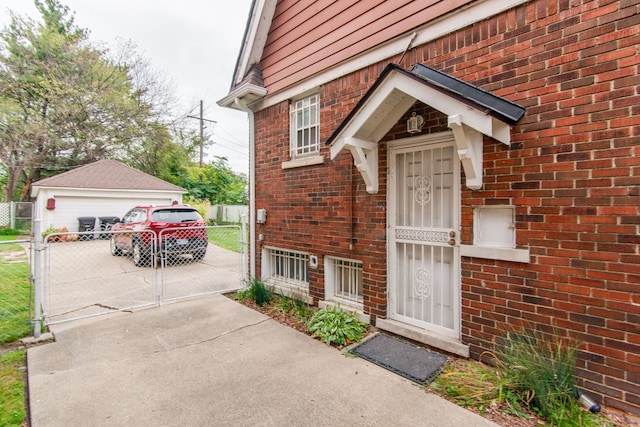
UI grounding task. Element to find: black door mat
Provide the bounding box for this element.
[350,333,448,385]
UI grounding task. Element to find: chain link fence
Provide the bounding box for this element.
[41,225,245,325]
[0,202,33,232]
[0,239,33,344]
[0,223,245,339]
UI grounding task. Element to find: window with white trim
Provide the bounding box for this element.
[290,94,320,159]
[262,247,309,290]
[325,256,363,308]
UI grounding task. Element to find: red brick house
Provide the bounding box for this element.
[219,0,640,416]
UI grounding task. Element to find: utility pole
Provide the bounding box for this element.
[187,100,217,168]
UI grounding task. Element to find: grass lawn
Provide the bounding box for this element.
[0,243,32,344]
[0,235,24,249]
[0,235,30,426]
[207,226,244,253]
[0,350,27,426]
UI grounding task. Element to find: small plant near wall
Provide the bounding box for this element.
[431,327,620,427]
[498,329,588,426]
[271,293,313,324]
[306,303,368,347]
[236,278,273,307]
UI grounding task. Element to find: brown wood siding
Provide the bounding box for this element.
[261,0,472,94]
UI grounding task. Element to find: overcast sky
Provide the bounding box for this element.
[1,0,252,173]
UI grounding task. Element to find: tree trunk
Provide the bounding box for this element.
[19,179,32,202]
[2,166,22,203]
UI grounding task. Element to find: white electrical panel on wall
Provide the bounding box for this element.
[257,209,267,224]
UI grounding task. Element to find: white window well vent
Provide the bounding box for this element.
[474,206,516,248]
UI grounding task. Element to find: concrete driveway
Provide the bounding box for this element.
[42,238,242,323]
[27,294,499,426]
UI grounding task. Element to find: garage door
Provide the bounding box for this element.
[53,196,174,232]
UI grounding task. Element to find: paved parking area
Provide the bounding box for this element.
[42,239,242,323]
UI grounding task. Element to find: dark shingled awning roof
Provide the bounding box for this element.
[327,63,525,145]
[410,63,525,124]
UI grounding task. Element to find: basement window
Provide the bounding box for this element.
[262,247,309,296]
[325,257,363,309]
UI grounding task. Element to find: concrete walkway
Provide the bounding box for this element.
[27,294,498,426]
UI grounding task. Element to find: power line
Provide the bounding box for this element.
[186,100,217,168]
[215,124,247,146]
[214,135,248,152]
[212,142,247,156]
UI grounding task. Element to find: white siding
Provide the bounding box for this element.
[35,187,182,232]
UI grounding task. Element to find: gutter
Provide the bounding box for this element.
[233,97,256,279]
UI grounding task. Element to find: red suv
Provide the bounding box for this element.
[110,205,208,267]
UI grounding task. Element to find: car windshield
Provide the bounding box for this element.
[151,209,202,223]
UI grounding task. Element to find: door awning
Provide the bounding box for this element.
[327,63,525,193]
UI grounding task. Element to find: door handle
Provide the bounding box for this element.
[448,230,456,246]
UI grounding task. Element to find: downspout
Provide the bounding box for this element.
[234,97,256,279]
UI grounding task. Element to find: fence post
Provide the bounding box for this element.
[33,219,42,338]
[10,201,15,230]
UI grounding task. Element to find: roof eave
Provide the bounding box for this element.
[217,82,268,111]
[230,0,277,90]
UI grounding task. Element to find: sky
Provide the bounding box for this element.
[1,0,253,173]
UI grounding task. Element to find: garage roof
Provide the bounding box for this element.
[32,160,186,193]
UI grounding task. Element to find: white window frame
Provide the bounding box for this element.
[289,94,320,160]
[324,256,363,310]
[460,205,530,263]
[261,247,309,297]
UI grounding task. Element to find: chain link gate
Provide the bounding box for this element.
[39,224,246,326]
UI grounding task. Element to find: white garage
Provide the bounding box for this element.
[31,159,186,233]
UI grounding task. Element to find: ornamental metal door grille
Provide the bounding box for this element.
[388,136,460,338]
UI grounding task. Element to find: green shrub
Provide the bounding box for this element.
[306,304,368,346]
[432,328,616,427]
[237,278,273,306]
[499,331,577,418]
[0,228,23,236]
[41,226,59,239]
[495,329,612,426]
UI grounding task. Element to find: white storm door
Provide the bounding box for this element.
[388,135,460,338]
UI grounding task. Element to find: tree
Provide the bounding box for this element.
[0,1,242,206]
[174,157,247,206]
[0,0,169,201]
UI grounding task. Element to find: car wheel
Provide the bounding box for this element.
[192,249,206,261]
[132,241,151,267]
[110,236,123,256]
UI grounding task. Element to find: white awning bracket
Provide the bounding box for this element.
[448,114,483,190]
[331,136,378,193]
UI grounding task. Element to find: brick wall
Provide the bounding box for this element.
[252,0,640,415]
